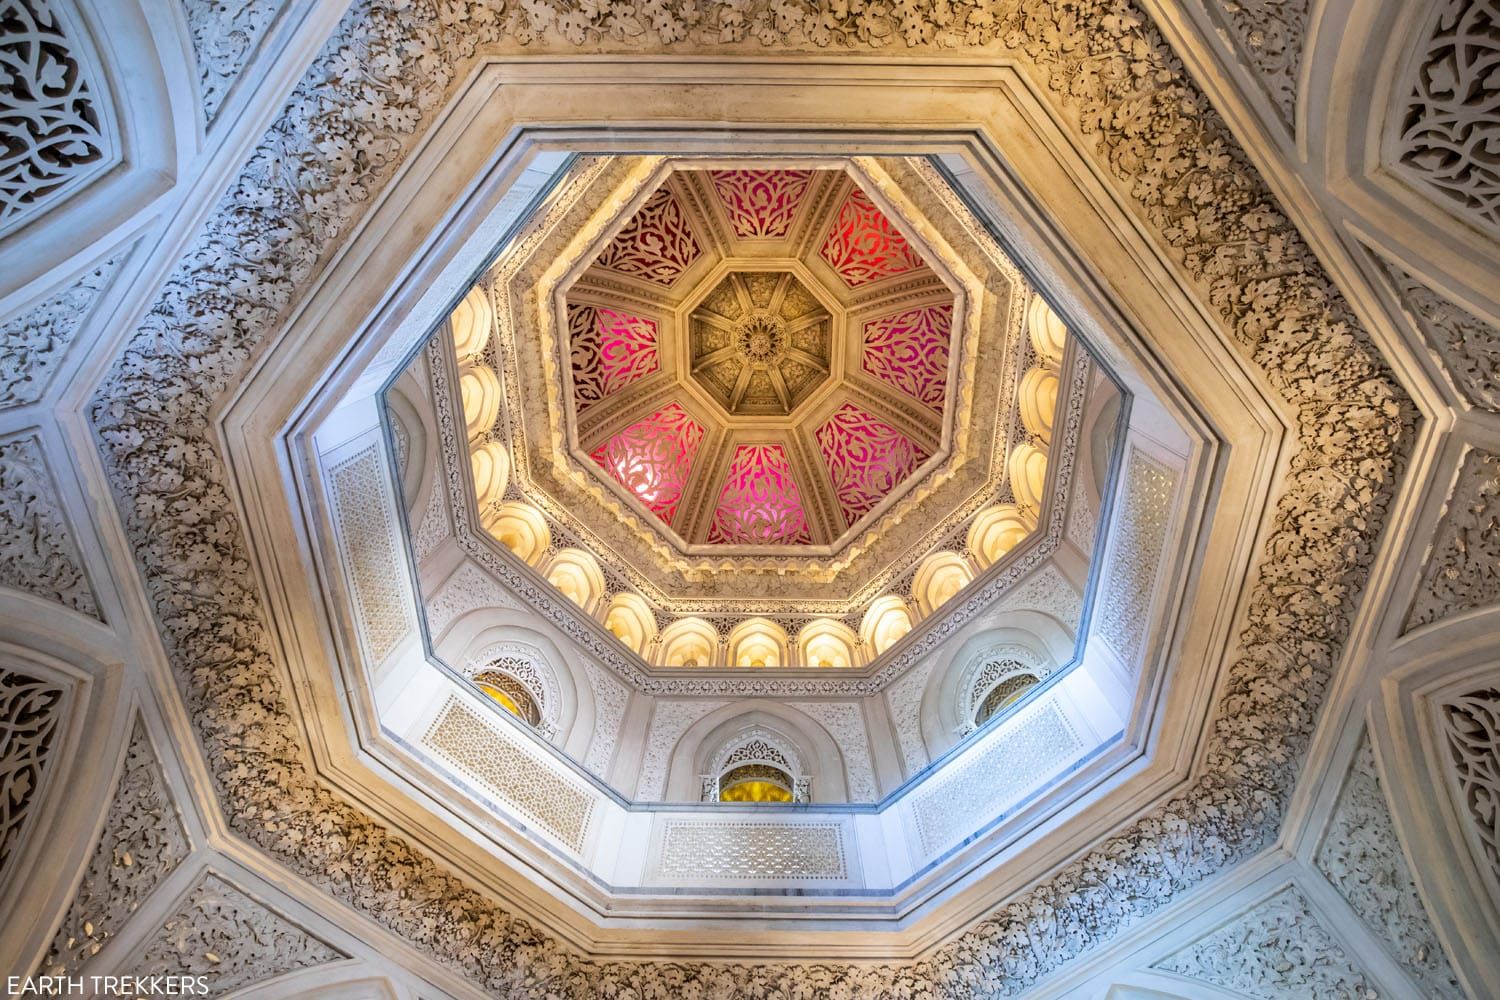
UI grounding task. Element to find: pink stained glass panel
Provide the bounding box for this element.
[590,402,705,525]
[568,304,660,411]
[861,303,952,413]
[593,187,702,286]
[815,403,930,528]
[818,187,927,288]
[710,169,813,239]
[707,443,812,545]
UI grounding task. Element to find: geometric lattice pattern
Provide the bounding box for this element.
[707,443,811,545]
[815,402,929,527]
[819,187,925,288]
[658,820,848,880]
[589,402,704,525]
[861,303,952,412]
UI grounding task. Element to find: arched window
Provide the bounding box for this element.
[702,732,808,803]
[474,670,542,727]
[973,670,1040,725]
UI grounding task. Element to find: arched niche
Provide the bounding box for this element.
[458,362,500,441]
[726,618,789,668]
[797,619,859,668]
[469,439,509,507]
[543,548,606,613]
[1026,293,1068,366]
[928,625,1064,751]
[860,595,915,657]
[967,503,1034,569]
[658,617,718,667]
[1018,365,1060,444]
[1008,441,1049,515]
[481,502,550,565]
[911,551,974,617]
[449,284,493,362]
[603,592,656,654]
[441,621,586,755]
[664,704,850,803]
[383,380,429,512]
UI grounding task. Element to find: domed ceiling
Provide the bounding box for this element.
[562,168,954,549]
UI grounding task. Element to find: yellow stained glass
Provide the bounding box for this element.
[479,682,525,719]
[719,780,793,803]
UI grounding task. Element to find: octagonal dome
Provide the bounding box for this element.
[559,167,955,549]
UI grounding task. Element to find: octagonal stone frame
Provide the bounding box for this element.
[220,61,1282,960]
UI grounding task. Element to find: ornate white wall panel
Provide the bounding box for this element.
[1440,685,1500,913]
[996,561,1083,628]
[1152,885,1378,998]
[123,871,345,993]
[0,667,66,881]
[789,701,877,802]
[410,473,448,562]
[1315,736,1464,997]
[424,561,521,639]
[0,434,98,617]
[653,819,849,882]
[421,696,595,852]
[1095,451,1176,667]
[1405,448,1500,630]
[329,445,415,663]
[0,251,124,409]
[178,0,286,124]
[580,659,627,774]
[1199,0,1307,130]
[0,0,115,237]
[42,720,189,977]
[1375,253,1500,413]
[1391,0,1500,237]
[885,659,935,775]
[1066,489,1096,556]
[910,700,1081,856]
[637,699,725,800]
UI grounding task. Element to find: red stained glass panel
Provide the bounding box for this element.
[818,187,926,288]
[590,402,704,525]
[710,169,813,239]
[815,403,930,528]
[594,187,702,286]
[860,303,952,413]
[568,304,660,411]
[707,443,812,545]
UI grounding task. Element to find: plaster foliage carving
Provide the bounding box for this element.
[1314,736,1463,997]
[789,701,877,802]
[1095,451,1176,667]
[1377,254,1500,412]
[1066,488,1096,556]
[580,659,628,774]
[911,701,1080,856]
[329,445,415,662]
[0,668,65,880]
[1200,0,1306,130]
[656,820,847,880]
[43,721,189,978]
[996,560,1082,630]
[0,253,123,409]
[1440,685,1500,915]
[411,472,448,562]
[638,700,725,800]
[124,872,344,995]
[886,658,935,774]
[1394,0,1500,235]
[424,560,520,639]
[422,697,595,852]
[1405,448,1500,630]
[0,434,97,617]
[84,0,1413,992]
[178,0,284,124]
[0,0,111,235]
[1153,885,1379,998]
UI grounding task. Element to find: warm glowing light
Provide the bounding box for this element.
[816,402,929,528]
[819,187,925,287]
[589,402,703,524]
[707,443,811,545]
[861,303,952,413]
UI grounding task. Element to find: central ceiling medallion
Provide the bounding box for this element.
[689,270,831,417]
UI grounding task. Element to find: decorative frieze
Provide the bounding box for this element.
[0,434,98,617]
[1406,448,1500,630]
[43,721,189,977]
[1154,885,1379,998]
[1315,736,1463,997]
